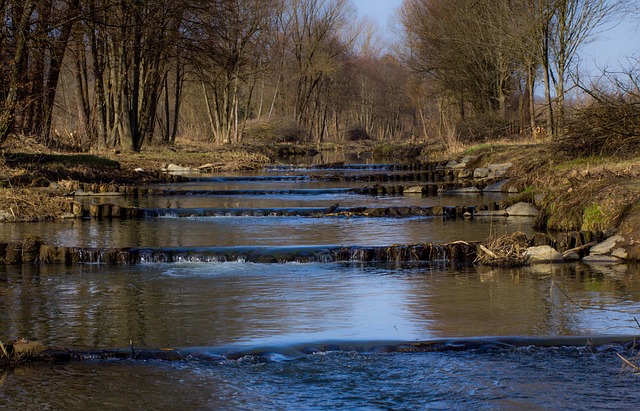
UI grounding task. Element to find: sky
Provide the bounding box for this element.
[352,0,640,75]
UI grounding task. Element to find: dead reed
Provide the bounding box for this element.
[475,231,531,267]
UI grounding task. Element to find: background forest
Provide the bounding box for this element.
[1,0,638,155]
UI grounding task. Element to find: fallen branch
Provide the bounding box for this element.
[617,353,640,373]
[475,231,530,267]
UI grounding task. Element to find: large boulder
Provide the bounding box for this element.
[403,185,424,194]
[165,164,192,173]
[483,179,510,193]
[505,202,539,217]
[589,235,624,255]
[487,162,513,178]
[474,168,489,179]
[525,245,564,263]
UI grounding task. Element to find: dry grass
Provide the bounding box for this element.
[0,339,48,368]
[0,187,73,222]
[475,231,531,267]
[564,92,640,158]
[98,138,272,172]
[617,352,640,374]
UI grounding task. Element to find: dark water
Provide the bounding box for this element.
[3,348,638,411]
[2,167,640,410]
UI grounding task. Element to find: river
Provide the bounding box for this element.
[1,164,639,410]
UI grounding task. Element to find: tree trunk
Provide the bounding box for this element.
[0,2,37,143]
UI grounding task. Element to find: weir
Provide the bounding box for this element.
[0,242,478,265]
[5,335,638,367]
[66,161,500,198]
[67,202,502,219]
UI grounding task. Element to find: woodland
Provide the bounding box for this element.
[0,0,638,156]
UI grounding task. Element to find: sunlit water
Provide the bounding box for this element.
[2,167,640,410]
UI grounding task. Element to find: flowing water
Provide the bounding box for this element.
[1,165,640,410]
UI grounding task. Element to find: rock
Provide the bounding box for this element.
[5,241,23,264]
[525,246,564,263]
[446,186,481,194]
[589,235,624,255]
[134,167,144,172]
[563,252,581,261]
[582,254,621,263]
[483,179,510,192]
[451,162,467,169]
[611,247,629,260]
[39,245,68,264]
[457,169,473,179]
[166,164,192,172]
[505,202,538,217]
[404,185,424,194]
[474,168,489,179]
[460,155,478,164]
[475,210,509,217]
[487,163,513,178]
[445,160,459,168]
[22,237,42,262]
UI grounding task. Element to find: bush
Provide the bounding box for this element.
[346,127,371,141]
[455,115,518,143]
[243,118,306,144]
[563,92,640,157]
[372,143,424,161]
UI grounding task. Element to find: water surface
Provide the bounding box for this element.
[2,166,639,410]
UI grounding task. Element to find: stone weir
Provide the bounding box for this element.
[0,241,478,266]
[4,335,638,367]
[72,203,500,219]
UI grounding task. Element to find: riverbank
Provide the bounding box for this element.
[1,134,639,261]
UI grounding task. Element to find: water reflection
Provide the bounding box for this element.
[0,215,535,248]
[2,262,639,351]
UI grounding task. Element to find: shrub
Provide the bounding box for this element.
[563,91,640,157]
[244,118,306,144]
[346,127,371,141]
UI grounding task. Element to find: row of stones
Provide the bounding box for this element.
[0,240,478,266]
[63,201,506,219]
[3,234,625,267]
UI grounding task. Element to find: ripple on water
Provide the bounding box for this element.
[2,348,638,410]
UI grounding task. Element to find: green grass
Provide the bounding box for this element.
[5,153,120,169]
[553,156,606,170]
[461,143,498,155]
[581,203,606,232]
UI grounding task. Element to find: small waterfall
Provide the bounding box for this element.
[3,242,480,266]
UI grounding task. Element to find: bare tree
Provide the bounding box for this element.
[0,1,37,143]
[545,0,627,138]
[282,0,354,143]
[185,0,277,145]
[400,0,528,141]
[75,0,184,151]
